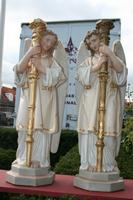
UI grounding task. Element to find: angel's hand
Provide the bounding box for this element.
[108,58,113,68]
[99,43,112,57]
[91,55,107,72]
[30,57,47,74]
[98,54,108,66]
[27,45,41,58]
[30,57,41,69]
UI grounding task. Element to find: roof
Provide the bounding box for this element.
[21,18,120,27]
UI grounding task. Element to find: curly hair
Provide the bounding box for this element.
[84,30,99,55]
[41,30,58,56]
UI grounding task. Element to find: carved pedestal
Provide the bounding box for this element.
[74,170,124,192]
[6,164,55,186]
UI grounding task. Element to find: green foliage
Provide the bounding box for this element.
[122,117,133,152]
[117,108,133,178]
[0,148,16,170]
[0,193,79,200]
[0,193,10,200]
[0,128,17,150]
[117,144,133,179]
[9,194,48,200]
[121,106,133,155]
[54,145,80,175]
[124,105,133,117]
[50,130,78,167]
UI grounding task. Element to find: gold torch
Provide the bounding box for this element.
[26,19,47,167]
[95,19,114,172]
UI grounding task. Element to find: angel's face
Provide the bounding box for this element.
[41,34,57,53]
[87,34,100,53]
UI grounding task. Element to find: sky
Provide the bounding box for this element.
[1,0,133,91]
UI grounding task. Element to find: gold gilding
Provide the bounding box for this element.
[95,20,114,172]
[26,19,47,167]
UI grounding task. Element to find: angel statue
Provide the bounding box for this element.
[6,19,67,186]
[74,21,127,191]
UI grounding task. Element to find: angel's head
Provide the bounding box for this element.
[40,30,58,56]
[84,30,100,55]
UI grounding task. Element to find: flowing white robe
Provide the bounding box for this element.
[76,54,127,171]
[14,56,66,167]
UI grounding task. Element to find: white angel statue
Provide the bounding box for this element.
[76,30,127,172]
[13,29,68,168]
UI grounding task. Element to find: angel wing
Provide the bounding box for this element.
[76,40,91,155]
[112,40,126,65]
[50,40,68,153]
[14,37,32,125]
[53,40,68,78]
[112,40,128,156]
[14,38,32,87]
[112,40,127,119]
[22,38,32,56]
[76,41,90,104]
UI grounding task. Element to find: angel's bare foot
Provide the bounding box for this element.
[87,165,97,172]
[31,160,40,168]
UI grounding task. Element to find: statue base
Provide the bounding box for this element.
[6,164,55,186]
[74,170,124,192]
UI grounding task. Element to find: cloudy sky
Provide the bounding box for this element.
[1,0,133,90]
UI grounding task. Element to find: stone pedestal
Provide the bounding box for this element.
[6,164,55,186]
[74,170,124,192]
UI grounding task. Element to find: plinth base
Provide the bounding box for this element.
[6,164,55,186]
[74,170,124,192]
